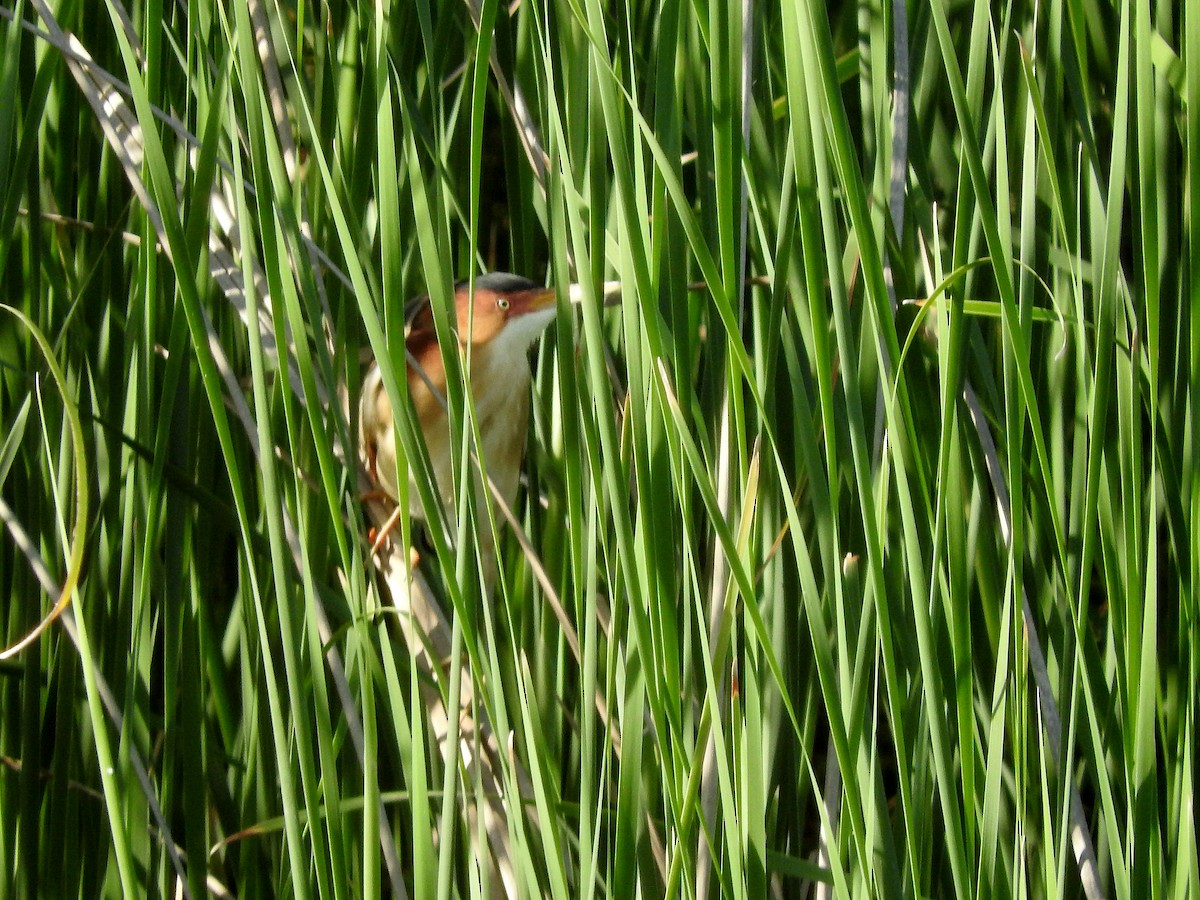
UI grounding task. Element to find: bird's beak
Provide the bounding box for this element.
[504,287,558,341]
[510,287,557,318]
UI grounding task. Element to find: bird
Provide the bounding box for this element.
[359,272,558,570]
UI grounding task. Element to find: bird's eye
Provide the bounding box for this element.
[496,297,510,311]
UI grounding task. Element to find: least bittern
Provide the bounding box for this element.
[359,273,557,569]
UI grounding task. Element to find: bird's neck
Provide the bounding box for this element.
[406,337,533,421]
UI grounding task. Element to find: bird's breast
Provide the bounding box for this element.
[406,350,533,521]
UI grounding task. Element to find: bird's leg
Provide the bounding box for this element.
[369,503,405,555]
[367,510,421,572]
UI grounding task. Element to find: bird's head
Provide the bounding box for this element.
[405,273,557,357]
